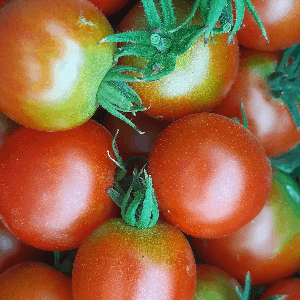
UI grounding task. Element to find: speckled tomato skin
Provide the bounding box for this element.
[147,113,272,238]
[72,218,196,300]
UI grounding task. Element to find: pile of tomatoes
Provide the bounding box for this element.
[0,0,299,299]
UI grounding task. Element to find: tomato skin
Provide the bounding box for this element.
[147,113,272,238]
[213,47,300,158]
[0,0,115,131]
[117,0,239,121]
[0,120,118,251]
[260,278,300,300]
[236,0,300,51]
[0,262,73,299]
[193,265,241,299]
[72,218,196,300]
[191,168,300,286]
[0,220,52,275]
[103,112,171,161]
[88,0,130,17]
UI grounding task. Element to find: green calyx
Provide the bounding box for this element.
[107,132,159,229]
[267,43,300,129]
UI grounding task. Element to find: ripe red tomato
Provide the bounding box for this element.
[88,0,130,17]
[103,112,171,161]
[0,0,115,131]
[213,47,300,158]
[0,220,52,275]
[147,113,272,238]
[72,218,196,300]
[193,265,242,299]
[191,168,300,286]
[117,0,239,121]
[236,0,300,51]
[260,278,300,300]
[0,120,118,251]
[0,262,73,299]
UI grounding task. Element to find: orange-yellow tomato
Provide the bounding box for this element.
[72,218,196,300]
[118,0,239,121]
[0,0,115,131]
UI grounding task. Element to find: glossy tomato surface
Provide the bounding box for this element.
[193,265,241,300]
[0,0,115,131]
[72,218,196,300]
[236,0,300,51]
[191,168,300,286]
[0,120,118,251]
[147,113,272,238]
[117,0,239,121]
[88,0,130,17]
[260,278,300,300]
[213,47,300,158]
[0,262,73,299]
[0,220,52,275]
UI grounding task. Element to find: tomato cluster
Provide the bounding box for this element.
[0,0,299,299]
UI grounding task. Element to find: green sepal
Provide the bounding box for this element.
[114,44,158,62]
[141,0,162,30]
[227,0,245,43]
[219,0,233,32]
[244,0,268,43]
[203,0,227,42]
[236,271,251,300]
[264,296,287,300]
[160,0,175,31]
[99,30,152,45]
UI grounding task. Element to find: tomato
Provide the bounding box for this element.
[236,0,300,51]
[147,113,272,238]
[260,278,300,300]
[0,262,73,299]
[103,112,171,161]
[72,218,196,300]
[213,47,300,158]
[0,0,115,131]
[117,0,239,121]
[88,0,130,17]
[0,220,52,275]
[0,120,118,251]
[191,168,300,286]
[193,265,241,299]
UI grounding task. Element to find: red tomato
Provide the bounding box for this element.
[193,265,242,299]
[0,220,52,275]
[117,0,239,121]
[88,0,130,17]
[0,262,73,299]
[213,47,300,158]
[72,218,196,300]
[103,112,171,161]
[260,278,300,300]
[191,168,300,286]
[147,113,272,238]
[0,0,115,131]
[236,0,300,51]
[0,120,118,251]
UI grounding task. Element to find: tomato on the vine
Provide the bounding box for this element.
[260,278,300,300]
[236,0,300,51]
[72,218,196,300]
[191,168,300,286]
[0,0,115,131]
[117,0,239,121]
[193,265,241,299]
[0,120,118,251]
[147,113,272,238]
[88,0,130,17]
[213,47,300,158]
[0,262,73,299]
